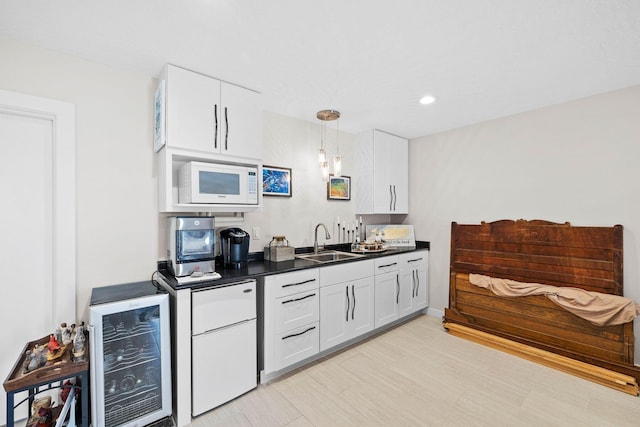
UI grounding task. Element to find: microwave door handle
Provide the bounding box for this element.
[225,106,229,151]
[214,104,218,149]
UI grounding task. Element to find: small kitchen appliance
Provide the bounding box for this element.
[168,216,216,277]
[220,228,250,268]
[178,161,259,205]
[89,282,172,427]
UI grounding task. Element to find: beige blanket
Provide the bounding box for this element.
[469,273,640,327]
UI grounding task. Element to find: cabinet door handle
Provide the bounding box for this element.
[351,284,356,320]
[407,258,423,263]
[415,269,420,297]
[282,293,316,304]
[214,104,218,149]
[346,285,350,322]
[282,326,316,340]
[378,262,397,269]
[412,270,416,298]
[282,278,316,288]
[392,185,397,211]
[396,274,400,304]
[224,106,229,150]
[389,185,393,211]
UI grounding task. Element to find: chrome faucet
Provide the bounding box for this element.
[314,223,331,254]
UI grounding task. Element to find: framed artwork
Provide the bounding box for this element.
[327,175,351,200]
[153,79,166,152]
[263,165,292,197]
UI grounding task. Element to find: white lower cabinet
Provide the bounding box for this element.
[374,256,400,328]
[273,322,319,371]
[320,277,374,351]
[262,268,320,377]
[399,250,429,312]
[319,260,375,352]
[374,251,429,328]
[260,251,428,382]
[374,270,400,328]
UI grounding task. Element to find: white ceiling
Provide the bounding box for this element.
[2,0,640,139]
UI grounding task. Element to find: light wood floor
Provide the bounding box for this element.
[191,315,640,426]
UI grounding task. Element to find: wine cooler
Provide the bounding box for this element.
[89,282,172,427]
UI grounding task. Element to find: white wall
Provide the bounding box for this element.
[0,36,363,323]
[5,34,639,358]
[241,110,360,252]
[0,36,158,321]
[407,84,640,356]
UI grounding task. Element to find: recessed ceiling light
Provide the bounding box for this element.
[419,94,436,105]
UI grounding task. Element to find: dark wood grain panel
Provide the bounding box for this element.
[444,219,638,386]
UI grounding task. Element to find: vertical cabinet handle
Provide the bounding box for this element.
[224,106,229,150]
[389,185,393,211]
[214,104,218,149]
[392,185,397,211]
[396,274,400,304]
[412,270,416,297]
[415,269,420,297]
[346,285,350,322]
[351,284,356,320]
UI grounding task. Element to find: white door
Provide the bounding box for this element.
[398,269,415,317]
[349,278,375,337]
[374,272,399,328]
[220,82,262,159]
[320,283,349,352]
[166,65,220,153]
[0,90,75,424]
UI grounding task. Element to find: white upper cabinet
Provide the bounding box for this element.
[163,64,262,161]
[157,65,263,212]
[355,130,408,214]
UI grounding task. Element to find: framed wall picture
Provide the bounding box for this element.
[327,175,351,200]
[153,79,166,152]
[263,165,292,197]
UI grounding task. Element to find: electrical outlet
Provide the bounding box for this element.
[253,226,261,239]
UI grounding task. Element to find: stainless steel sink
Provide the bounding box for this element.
[296,250,364,263]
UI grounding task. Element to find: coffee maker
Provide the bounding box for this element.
[220,228,250,268]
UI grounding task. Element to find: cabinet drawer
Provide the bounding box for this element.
[274,322,319,371]
[374,256,399,274]
[320,259,374,287]
[275,289,319,334]
[399,251,427,269]
[269,269,319,299]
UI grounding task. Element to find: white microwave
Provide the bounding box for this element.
[179,161,259,205]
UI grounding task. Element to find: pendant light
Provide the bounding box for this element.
[333,116,342,177]
[316,109,341,181]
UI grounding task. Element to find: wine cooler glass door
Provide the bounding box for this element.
[90,293,171,427]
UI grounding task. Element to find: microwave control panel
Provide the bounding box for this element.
[248,169,258,203]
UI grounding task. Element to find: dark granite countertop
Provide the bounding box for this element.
[156,241,430,291]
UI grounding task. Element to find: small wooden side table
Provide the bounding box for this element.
[3,336,89,427]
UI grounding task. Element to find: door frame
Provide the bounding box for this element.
[0,89,76,325]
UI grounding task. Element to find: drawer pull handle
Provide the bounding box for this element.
[378,262,397,269]
[282,326,316,340]
[282,293,316,304]
[282,278,316,288]
[407,258,423,263]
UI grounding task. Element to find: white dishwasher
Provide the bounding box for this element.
[191,279,257,416]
